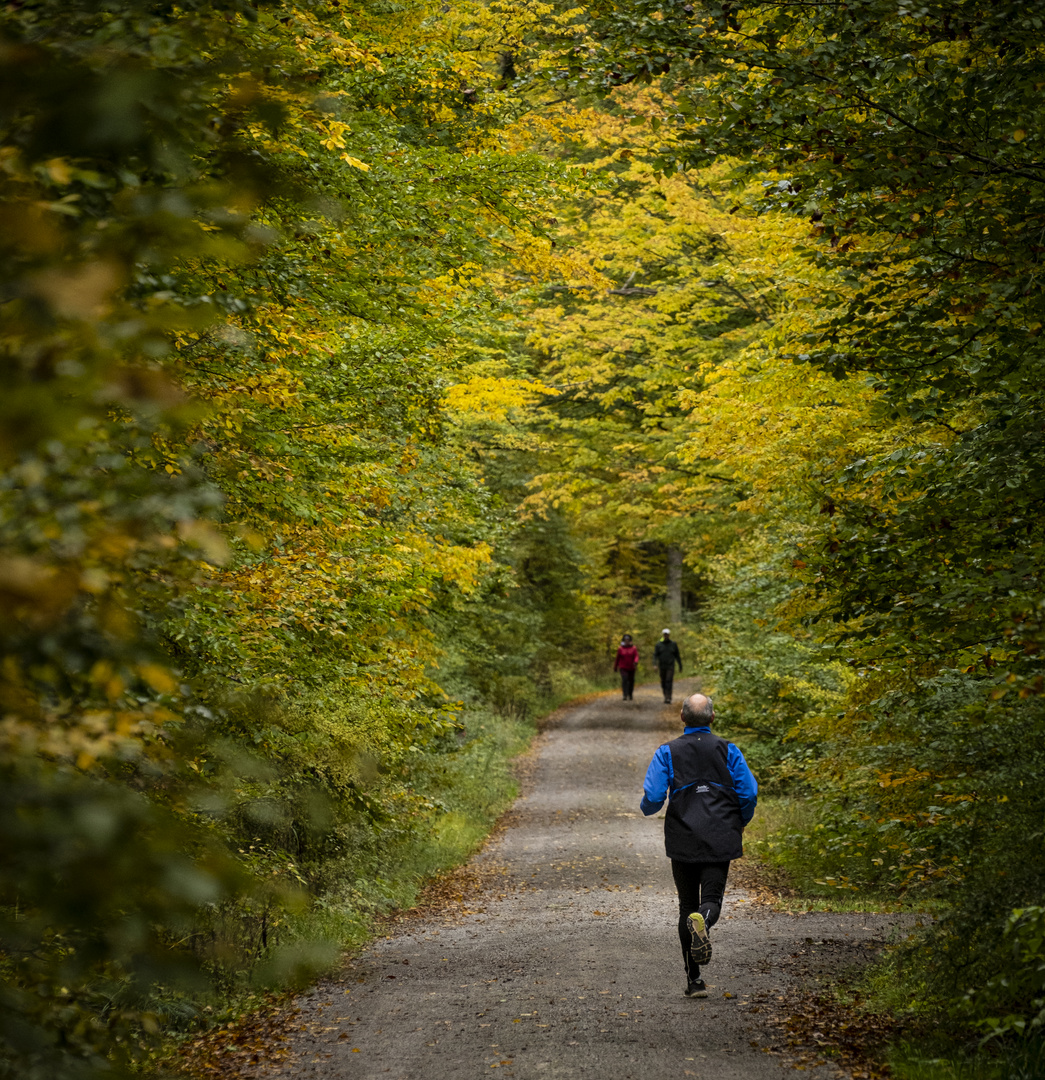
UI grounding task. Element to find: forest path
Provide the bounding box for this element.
[271,678,898,1080]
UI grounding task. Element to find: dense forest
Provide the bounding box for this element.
[2,0,1043,1076]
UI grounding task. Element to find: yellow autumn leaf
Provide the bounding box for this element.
[320,120,351,150]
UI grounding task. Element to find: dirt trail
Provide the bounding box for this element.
[270,678,901,1080]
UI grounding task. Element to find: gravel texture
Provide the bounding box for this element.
[272,678,905,1080]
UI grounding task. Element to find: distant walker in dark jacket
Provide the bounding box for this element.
[613,634,639,701]
[640,693,757,998]
[653,628,682,704]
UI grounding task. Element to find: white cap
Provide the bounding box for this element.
[662,628,671,635]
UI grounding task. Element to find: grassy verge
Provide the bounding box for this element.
[285,703,533,943]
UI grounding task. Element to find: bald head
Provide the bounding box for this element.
[681,693,714,727]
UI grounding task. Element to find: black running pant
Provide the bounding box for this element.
[671,859,729,978]
[659,665,675,702]
[619,669,635,699]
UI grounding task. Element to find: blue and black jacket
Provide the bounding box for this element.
[640,726,757,862]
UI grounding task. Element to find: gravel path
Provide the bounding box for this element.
[275,678,902,1080]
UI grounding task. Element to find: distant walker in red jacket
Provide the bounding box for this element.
[614,634,639,701]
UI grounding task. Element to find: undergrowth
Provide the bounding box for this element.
[738,799,950,915]
[889,1037,1045,1080]
[739,796,928,913]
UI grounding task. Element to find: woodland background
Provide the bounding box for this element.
[1,0,1044,1077]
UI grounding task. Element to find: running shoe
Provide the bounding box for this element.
[687,911,712,966]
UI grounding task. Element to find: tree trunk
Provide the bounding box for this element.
[666,545,683,626]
